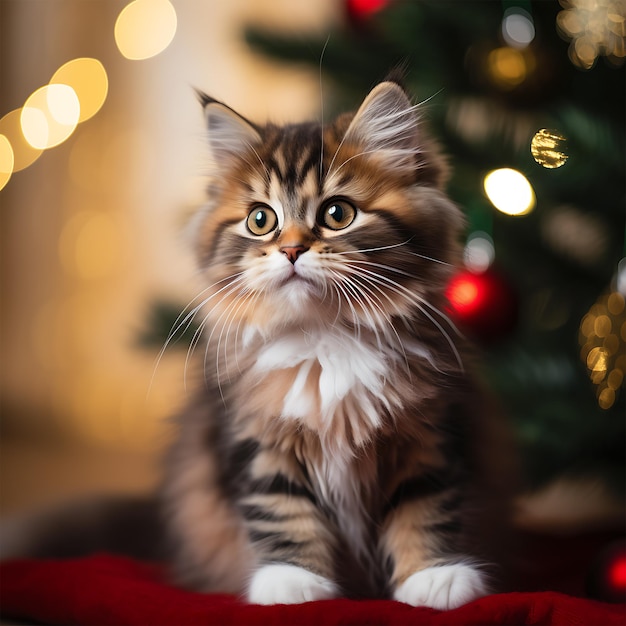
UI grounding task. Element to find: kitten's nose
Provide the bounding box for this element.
[280,244,309,264]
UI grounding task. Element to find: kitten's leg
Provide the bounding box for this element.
[380,470,489,610]
[241,449,340,604]
[163,421,252,594]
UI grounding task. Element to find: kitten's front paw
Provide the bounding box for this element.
[393,563,489,610]
[247,564,339,605]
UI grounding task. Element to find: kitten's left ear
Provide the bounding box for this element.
[197,91,262,168]
[343,81,419,171]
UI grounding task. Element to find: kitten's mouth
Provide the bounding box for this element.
[283,271,309,285]
[280,266,316,290]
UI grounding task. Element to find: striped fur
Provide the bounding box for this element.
[162,81,513,608]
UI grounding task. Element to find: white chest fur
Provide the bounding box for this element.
[252,328,401,434]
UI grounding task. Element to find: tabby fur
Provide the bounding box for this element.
[161,81,512,609]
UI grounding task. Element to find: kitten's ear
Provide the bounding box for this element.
[197,91,261,166]
[343,81,418,170]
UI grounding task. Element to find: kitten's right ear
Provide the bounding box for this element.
[342,81,418,172]
[196,91,261,166]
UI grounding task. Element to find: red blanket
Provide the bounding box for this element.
[1,551,624,626]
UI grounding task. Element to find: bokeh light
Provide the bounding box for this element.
[502,8,535,49]
[531,128,569,168]
[115,0,177,61]
[21,84,80,150]
[609,553,626,590]
[541,206,608,268]
[483,168,535,216]
[464,231,495,273]
[0,134,14,191]
[347,0,389,17]
[579,289,625,410]
[616,258,626,296]
[557,0,626,69]
[447,274,480,316]
[0,109,44,171]
[487,46,531,88]
[50,58,108,123]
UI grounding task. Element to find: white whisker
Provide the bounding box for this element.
[209,287,251,400]
[327,270,362,341]
[333,269,384,348]
[319,34,330,182]
[217,285,256,382]
[147,273,245,398]
[340,263,464,371]
[245,142,271,184]
[184,278,246,391]
[233,290,259,373]
[328,240,413,255]
[326,240,451,267]
[346,273,411,376]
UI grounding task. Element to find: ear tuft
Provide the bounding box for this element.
[343,81,419,170]
[198,93,262,167]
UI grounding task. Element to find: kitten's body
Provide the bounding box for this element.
[161,81,513,608]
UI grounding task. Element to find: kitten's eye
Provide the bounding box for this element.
[246,205,278,236]
[321,200,357,230]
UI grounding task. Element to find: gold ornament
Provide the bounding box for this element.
[531,129,569,169]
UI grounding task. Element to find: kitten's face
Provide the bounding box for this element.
[195,83,464,333]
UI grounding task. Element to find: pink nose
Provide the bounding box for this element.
[280,245,309,264]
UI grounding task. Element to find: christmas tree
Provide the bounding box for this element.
[238,0,625,494]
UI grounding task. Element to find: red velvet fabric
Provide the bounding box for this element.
[1,551,624,626]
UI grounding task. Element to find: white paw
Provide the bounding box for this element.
[393,563,489,610]
[247,564,339,605]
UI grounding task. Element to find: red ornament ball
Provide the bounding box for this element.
[587,541,626,604]
[346,0,389,20]
[445,267,518,344]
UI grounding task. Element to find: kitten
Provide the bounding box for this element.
[160,80,513,609]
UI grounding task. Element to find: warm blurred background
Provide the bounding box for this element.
[1,0,624,536]
[0,0,338,514]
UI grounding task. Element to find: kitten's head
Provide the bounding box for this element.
[194,81,464,335]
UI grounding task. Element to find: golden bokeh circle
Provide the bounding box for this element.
[50,58,108,123]
[483,168,535,216]
[115,0,177,61]
[21,84,80,150]
[0,109,44,171]
[0,134,14,191]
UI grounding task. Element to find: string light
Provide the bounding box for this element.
[115,0,177,61]
[579,289,625,410]
[0,135,14,191]
[21,84,80,150]
[487,46,531,88]
[502,7,536,49]
[464,231,495,273]
[557,0,626,69]
[618,258,626,296]
[0,0,178,189]
[0,109,44,171]
[50,58,108,123]
[483,168,536,216]
[541,205,608,268]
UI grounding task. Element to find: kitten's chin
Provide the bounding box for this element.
[279,277,316,308]
[264,276,324,324]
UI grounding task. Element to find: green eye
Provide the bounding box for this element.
[321,200,357,230]
[246,205,278,236]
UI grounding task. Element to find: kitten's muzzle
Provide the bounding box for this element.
[280,245,309,264]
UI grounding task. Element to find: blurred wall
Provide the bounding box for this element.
[0,0,338,452]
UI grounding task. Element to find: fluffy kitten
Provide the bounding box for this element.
[161,80,511,609]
